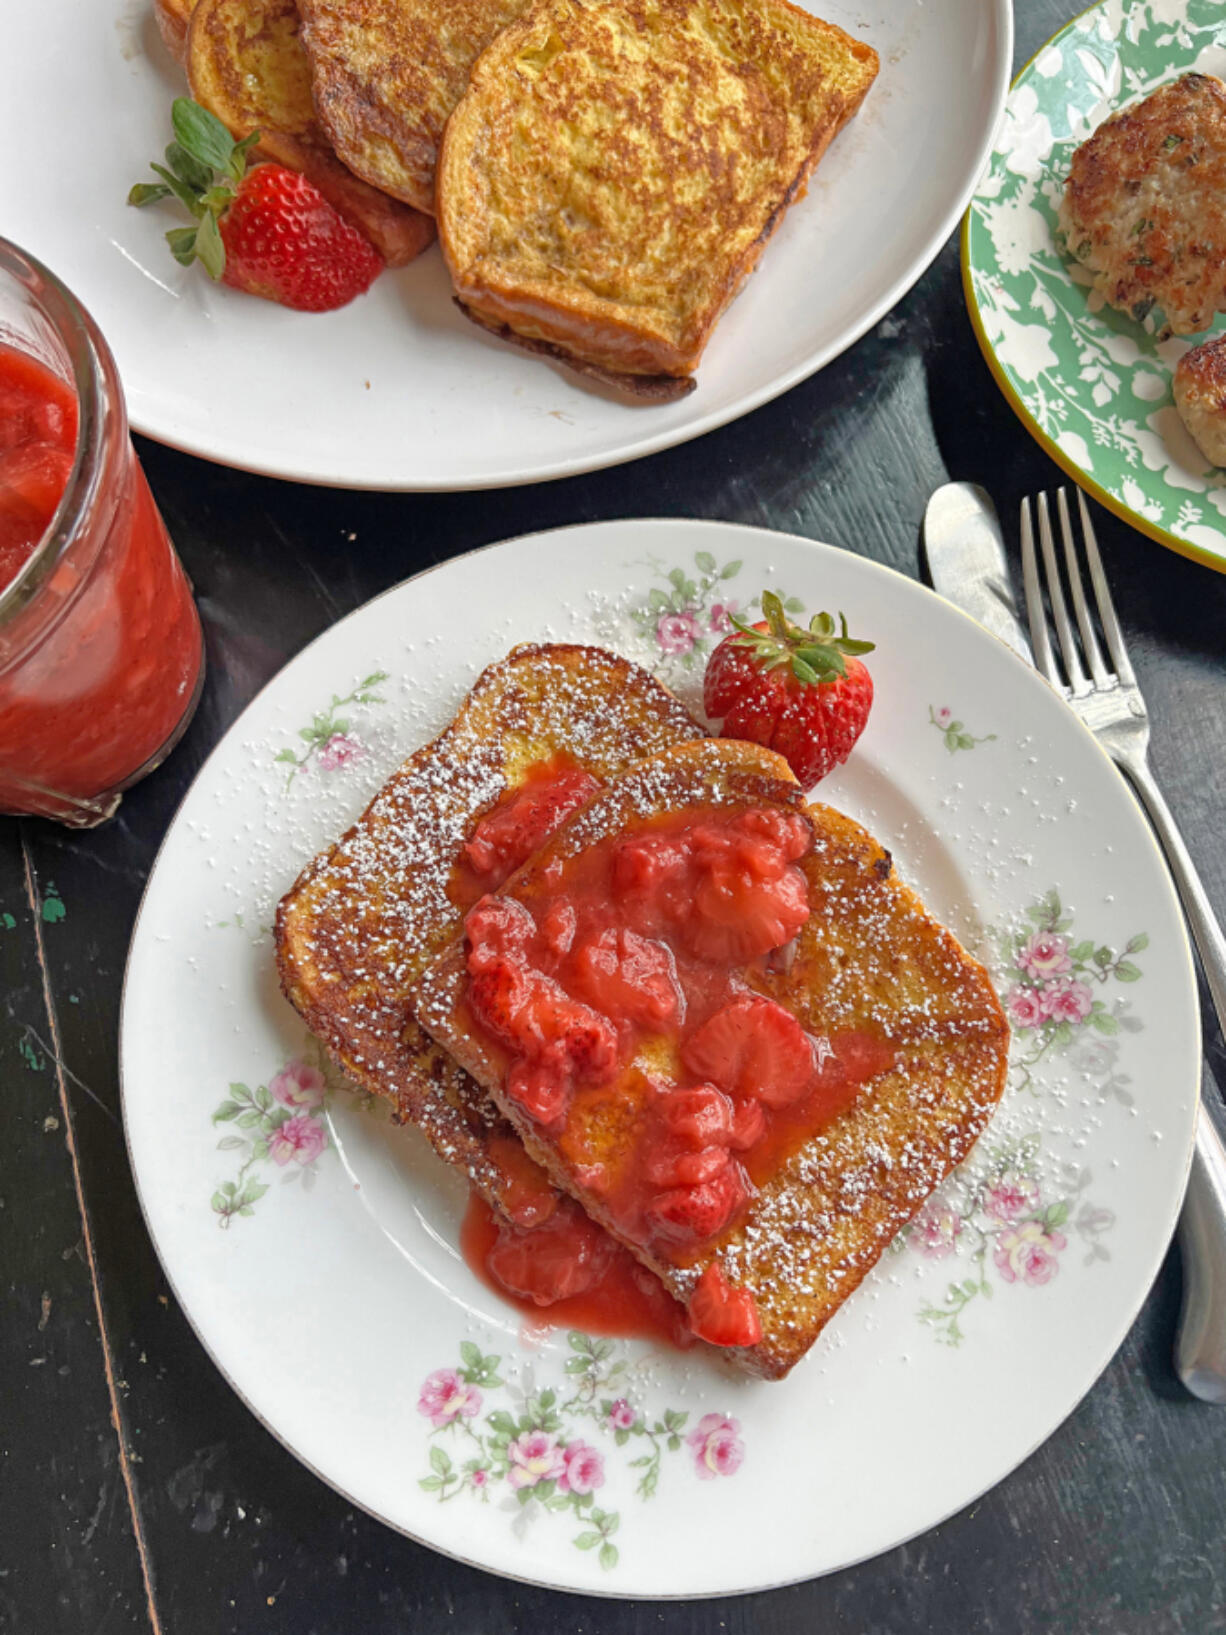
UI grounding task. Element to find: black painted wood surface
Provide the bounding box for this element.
[4,1,1226,1629]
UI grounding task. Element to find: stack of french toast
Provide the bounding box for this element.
[155,0,879,395]
[275,645,1009,1381]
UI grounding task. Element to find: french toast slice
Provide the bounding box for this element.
[297,0,528,216]
[186,0,435,267]
[437,0,879,396]
[275,644,704,1224]
[412,739,1010,1379]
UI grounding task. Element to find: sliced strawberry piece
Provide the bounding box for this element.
[464,766,600,886]
[732,808,812,861]
[570,927,683,1032]
[612,831,690,894]
[486,1200,618,1306]
[465,894,535,973]
[506,1056,570,1125]
[687,1261,763,1348]
[645,1142,731,1189]
[728,1097,765,1151]
[685,856,809,964]
[647,1160,747,1247]
[468,959,530,1049]
[657,1084,733,1148]
[683,993,815,1108]
[540,900,577,958]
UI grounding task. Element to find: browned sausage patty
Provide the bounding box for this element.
[1059,73,1226,335]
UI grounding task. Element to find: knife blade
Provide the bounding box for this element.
[922,482,1033,664]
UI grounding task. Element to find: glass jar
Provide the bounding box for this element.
[0,239,204,826]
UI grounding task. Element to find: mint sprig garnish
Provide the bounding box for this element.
[128,97,261,280]
[729,590,874,685]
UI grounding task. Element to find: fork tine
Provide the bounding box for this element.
[1020,497,1061,687]
[1057,488,1113,688]
[1076,489,1137,687]
[1037,492,1091,694]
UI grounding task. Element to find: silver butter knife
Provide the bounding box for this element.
[923,480,1226,1404]
[923,482,1033,664]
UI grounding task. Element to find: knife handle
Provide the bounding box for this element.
[1176,1095,1226,1404]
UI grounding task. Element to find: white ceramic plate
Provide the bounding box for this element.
[121,520,1198,1596]
[3,0,1009,490]
[964,0,1226,575]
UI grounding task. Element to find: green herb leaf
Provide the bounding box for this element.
[165,225,200,267]
[194,209,225,279]
[128,181,172,208]
[165,139,214,193]
[149,161,204,216]
[171,96,238,173]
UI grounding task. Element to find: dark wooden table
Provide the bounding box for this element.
[6,2,1226,1629]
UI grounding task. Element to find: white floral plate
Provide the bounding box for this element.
[964,0,1226,574]
[1,0,1009,490]
[121,519,1199,1596]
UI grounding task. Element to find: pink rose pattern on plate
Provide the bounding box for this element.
[274,669,388,787]
[928,703,996,753]
[906,890,1138,1343]
[910,1129,1117,1344]
[630,549,792,674]
[416,1332,740,1570]
[1001,887,1148,1097]
[209,1045,334,1226]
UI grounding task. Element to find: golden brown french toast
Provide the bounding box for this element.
[437,0,879,396]
[275,645,704,1224]
[412,739,1010,1379]
[297,0,528,216]
[186,0,435,267]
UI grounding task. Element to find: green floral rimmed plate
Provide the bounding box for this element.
[963,0,1226,574]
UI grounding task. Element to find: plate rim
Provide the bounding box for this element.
[105,0,1015,492]
[960,0,1226,578]
[117,516,1201,1596]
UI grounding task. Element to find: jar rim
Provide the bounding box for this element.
[0,237,115,630]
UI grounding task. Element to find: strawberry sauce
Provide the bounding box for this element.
[461,1192,694,1349]
[0,345,77,589]
[461,796,897,1346]
[0,342,203,819]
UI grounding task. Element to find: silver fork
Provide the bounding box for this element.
[1022,488,1226,1404]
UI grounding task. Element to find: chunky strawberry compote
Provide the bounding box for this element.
[462,1193,694,1349]
[459,799,896,1350]
[453,756,601,905]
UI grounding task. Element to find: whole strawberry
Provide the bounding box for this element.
[129,99,383,312]
[704,591,875,788]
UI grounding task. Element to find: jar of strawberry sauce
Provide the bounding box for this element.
[0,240,203,825]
